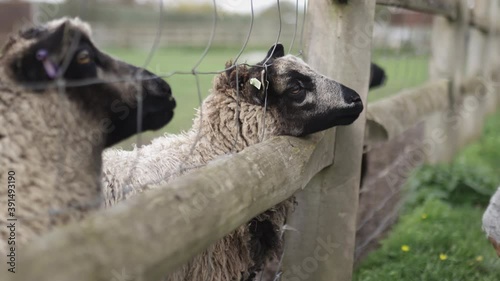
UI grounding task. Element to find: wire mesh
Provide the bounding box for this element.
[0,1,305,279]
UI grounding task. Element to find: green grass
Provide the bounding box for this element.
[355,110,500,281]
[355,199,500,281]
[457,111,500,175]
[105,47,429,148]
[369,54,429,102]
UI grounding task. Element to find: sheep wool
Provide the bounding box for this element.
[483,187,500,256]
[0,76,104,252]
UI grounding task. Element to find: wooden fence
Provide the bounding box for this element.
[0,2,32,45]
[5,1,500,281]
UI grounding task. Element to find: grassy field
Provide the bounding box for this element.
[105,47,429,149]
[354,111,500,281]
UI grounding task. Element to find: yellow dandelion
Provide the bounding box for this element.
[476,256,484,262]
[439,253,448,261]
[401,245,410,252]
[421,213,428,220]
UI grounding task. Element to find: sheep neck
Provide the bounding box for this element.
[191,91,280,155]
[101,78,282,206]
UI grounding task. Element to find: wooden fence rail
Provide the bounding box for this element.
[11,134,336,281]
[6,1,500,281]
[377,0,500,33]
[377,0,457,19]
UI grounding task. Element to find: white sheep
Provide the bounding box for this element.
[102,43,363,281]
[483,187,500,256]
[0,17,175,253]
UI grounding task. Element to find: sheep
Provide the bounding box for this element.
[0,17,175,253]
[361,62,387,186]
[483,187,500,256]
[257,62,387,281]
[369,62,387,90]
[102,43,363,281]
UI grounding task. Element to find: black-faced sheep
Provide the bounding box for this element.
[0,18,175,253]
[102,44,363,281]
[361,62,387,186]
[369,62,387,90]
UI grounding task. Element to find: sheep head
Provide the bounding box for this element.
[0,17,175,147]
[224,44,363,137]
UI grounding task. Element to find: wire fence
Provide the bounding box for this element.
[355,6,432,262]
[2,0,500,281]
[1,1,306,280]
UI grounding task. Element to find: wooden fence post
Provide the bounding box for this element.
[426,0,469,163]
[459,0,488,147]
[487,0,500,110]
[282,1,375,281]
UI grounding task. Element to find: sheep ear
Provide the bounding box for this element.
[265,44,285,60]
[18,26,46,40]
[9,22,69,84]
[47,21,68,45]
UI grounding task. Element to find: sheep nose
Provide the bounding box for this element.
[341,85,361,104]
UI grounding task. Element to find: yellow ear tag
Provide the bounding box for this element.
[249,78,262,90]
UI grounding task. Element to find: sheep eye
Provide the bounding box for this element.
[289,84,302,95]
[76,50,91,64]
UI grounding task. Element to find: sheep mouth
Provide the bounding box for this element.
[141,94,176,131]
[105,106,174,147]
[334,114,361,125]
[329,100,363,122]
[143,109,175,131]
[299,105,363,136]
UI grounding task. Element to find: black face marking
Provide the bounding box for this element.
[225,43,362,138]
[4,19,176,148]
[284,70,315,101]
[286,70,312,87]
[250,44,364,136]
[10,21,109,86]
[63,43,98,81]
[10,23,65,84]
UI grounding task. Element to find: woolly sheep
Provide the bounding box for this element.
[102,44,363,281]
[483,187,500,256]
[0,18,175,253]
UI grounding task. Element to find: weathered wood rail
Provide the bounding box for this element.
[6,1,500,281]
[12,134,336,281]
[377,0,500,33]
